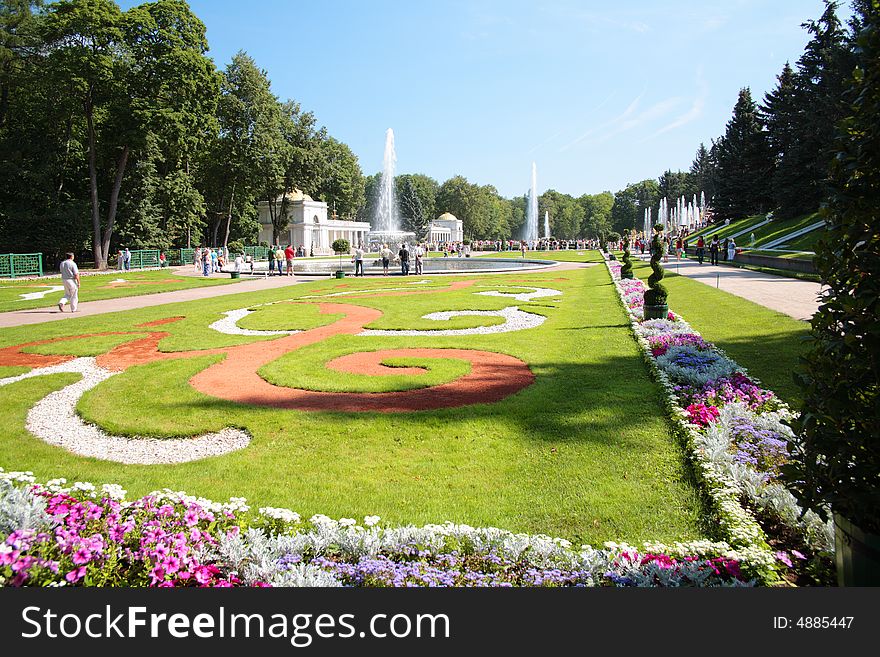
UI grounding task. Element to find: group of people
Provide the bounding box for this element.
[367,242,425,277]
[115,248,131,270]
[266,245,305,276]
[693,235,738,266]
[193,247,227,277]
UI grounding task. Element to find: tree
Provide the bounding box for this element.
[315,136,364,220]
[774,1,854,218]
[611,180,660,234]
[397,176,429,238]
[579,192,613,239]
[395,173,437,225]
[689,143,716,199]
[41,0,219,268]
[436,175,484,238]
[712,88,774,219]
[786,1,880,565]
[202,51,283,246]
[657,170,693,206]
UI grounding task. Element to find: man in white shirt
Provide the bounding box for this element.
[58,252,80,313]
[353,244,365,277]
[414,243,424,275]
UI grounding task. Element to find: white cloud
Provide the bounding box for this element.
[644,69,708,140]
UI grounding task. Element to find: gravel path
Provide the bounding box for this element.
[0,358,251,464]
[359,306,545,337]
[209,308,300,337]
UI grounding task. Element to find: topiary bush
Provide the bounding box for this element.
[643,224,668,307]
[620,237,634,279]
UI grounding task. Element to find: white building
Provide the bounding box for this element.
[257,190,371,255]
[428,212,464,243]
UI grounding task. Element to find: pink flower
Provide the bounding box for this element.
[776,551,793,568]
[184,508,199,527]
[65,566,86,583]
[72,547,91,565]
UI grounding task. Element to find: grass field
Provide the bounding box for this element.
[0,268,240,312]
[0,263,709,545]
[0,250,812,545]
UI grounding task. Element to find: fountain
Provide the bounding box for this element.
[523,162,539,243]
[368,128,415,248]
[544,210,550,239]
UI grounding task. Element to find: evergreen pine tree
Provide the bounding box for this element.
[689,142,715,199]
[776,1,854,218]
[713,88,775,219]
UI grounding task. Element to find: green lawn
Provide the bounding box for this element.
[629,259,810,407]
[0,268,240,312]
[478,249,606,263]
[0,266,706,545]
[692,212,822,249]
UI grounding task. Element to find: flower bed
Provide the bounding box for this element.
[603,256,833,584]
[0,470,774,587]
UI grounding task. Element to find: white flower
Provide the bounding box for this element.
[364,515,381,527]
[338,518,356,527]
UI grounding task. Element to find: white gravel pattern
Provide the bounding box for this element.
[1,358,250,464]
[475,286,562,302]
[209,308,299,336]
[18,285,65,301]
[358,306,545,336]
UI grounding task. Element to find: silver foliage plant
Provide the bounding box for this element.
[0,479,50,536]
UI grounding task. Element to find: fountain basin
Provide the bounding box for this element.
[226,257,555,276]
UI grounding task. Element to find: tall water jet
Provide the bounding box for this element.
[524,162,539,242]
[375,128,399,233]
[544,211,550,238]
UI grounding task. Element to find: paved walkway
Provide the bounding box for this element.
[638,255,822,321]
[0,260,595,329]
[0,274,307,329]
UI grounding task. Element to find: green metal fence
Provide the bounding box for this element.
[0,253,43,278]
[128,249,160,269]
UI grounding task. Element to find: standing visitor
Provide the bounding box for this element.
[245,252,253,272]
[696,236,706,265]
[380,243,392,276]
[117,250,124,270]
[268,246,275,275]
[203,249,212,276]
[675,236,683,260]
[727,237,737,262]
[722,238,730,261]
[353,243,365,277]
[709,236,720,266]
[210,248,219,272]
[662,236,670,263]
[285,244,295,276]
[521,241,526,257]
[194,247,201,273]
[159,252,167,268]
[58,252,80,313]
[398,243,410,275]
[414,243,424,274]
[234,253,244,273]
[123,247,131,271]
[274,246,284,275]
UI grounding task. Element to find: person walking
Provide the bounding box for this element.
[675,236,683,261]
[210,248,219,272]
[696,236,705,265]
[722,237,730,262]
[203,249,212,276]
[398,243,410,275]
[193,247,201,273]
[268,246,276,275]
[727,237,737,262]
[123,247,131,271]
[709,236,720,266]
[353,243,365,277]
[58,252,80,313]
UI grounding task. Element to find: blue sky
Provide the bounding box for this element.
[124,0,847,198]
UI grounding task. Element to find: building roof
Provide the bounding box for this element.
[436,212,459,222]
